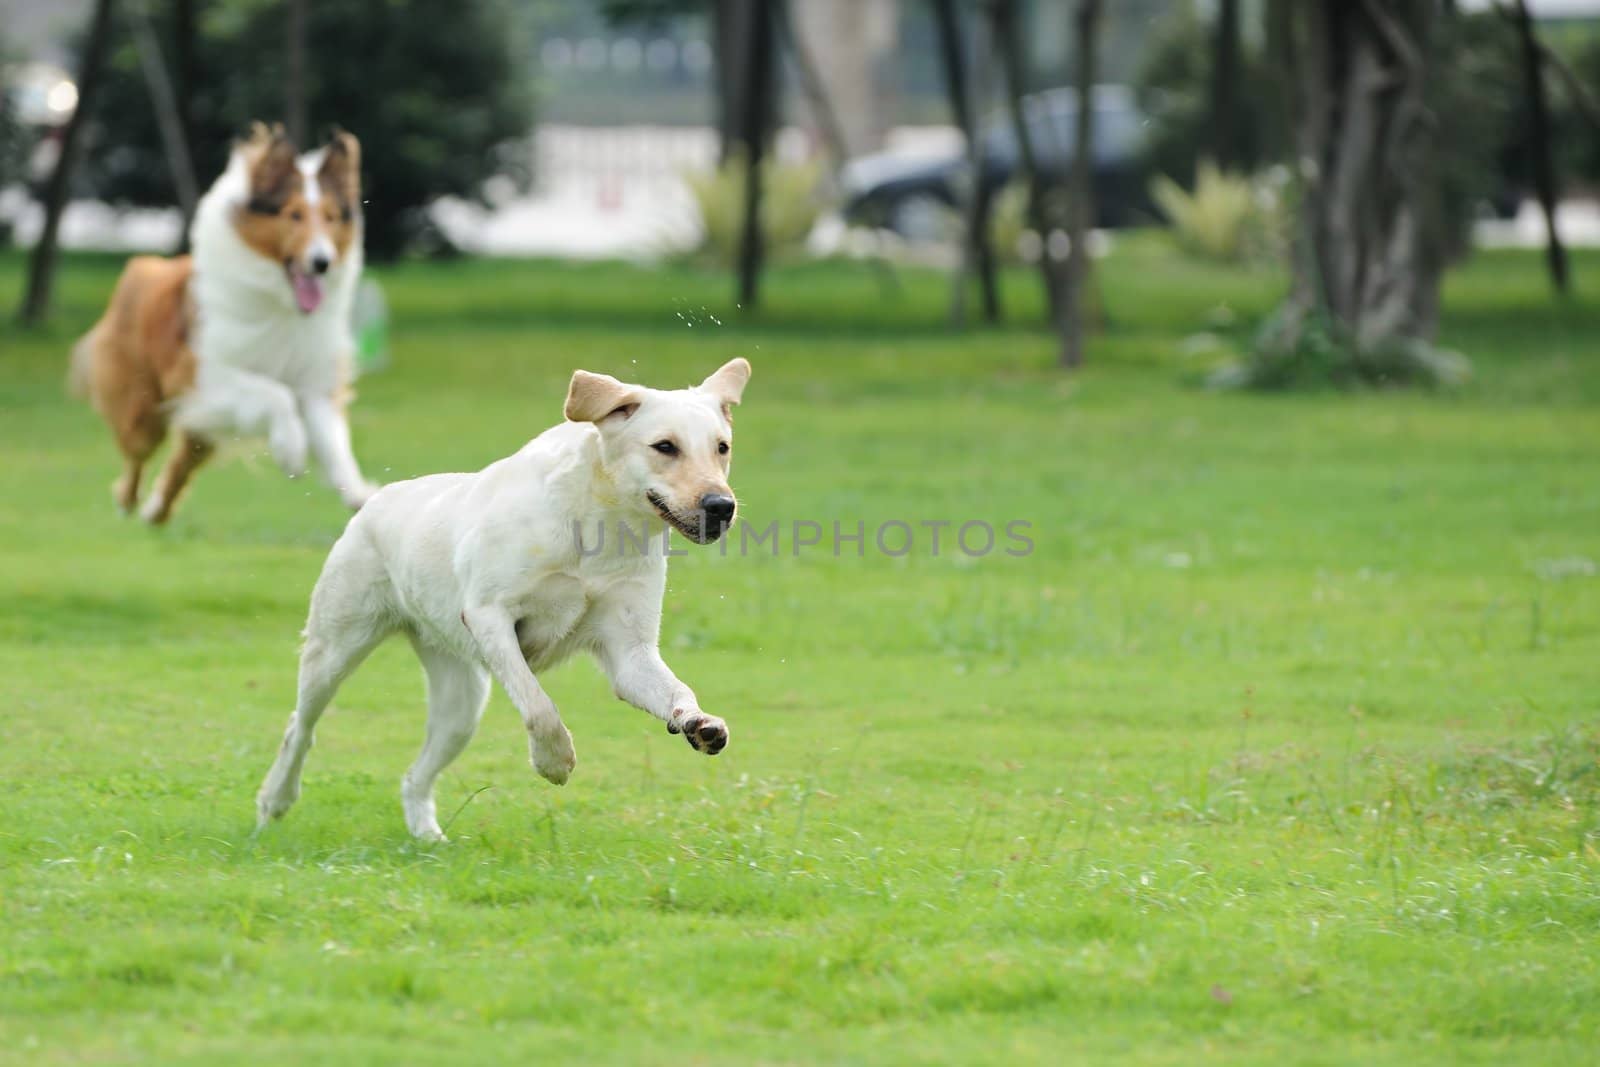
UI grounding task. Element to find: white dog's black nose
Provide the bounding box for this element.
[699,493,735,527]
[310,252,332,275]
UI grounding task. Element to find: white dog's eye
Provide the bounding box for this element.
[717,441,729,455]
[651,440,679,456]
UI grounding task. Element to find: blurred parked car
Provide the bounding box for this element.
[841,86,1150,239]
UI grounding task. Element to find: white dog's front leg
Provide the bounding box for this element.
[597,640,729,756]
[300,392,379,510]
[460,604,577,783]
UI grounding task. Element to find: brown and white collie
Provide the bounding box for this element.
[71,123,378,524]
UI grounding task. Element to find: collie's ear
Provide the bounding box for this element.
[240,121,288,153]
[243,123,298,213]
[320,128,361,205]
[697,358,751,416]
[565,370,643,423]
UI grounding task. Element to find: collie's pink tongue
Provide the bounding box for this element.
[290,271,325,314]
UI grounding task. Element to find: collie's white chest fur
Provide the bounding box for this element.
[160,128,378,511]
[186,157,361,397]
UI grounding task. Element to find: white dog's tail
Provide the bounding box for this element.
[67,329,97,400]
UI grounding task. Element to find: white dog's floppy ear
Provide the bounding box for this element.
[565,370,643,423]
[698,358,751,416]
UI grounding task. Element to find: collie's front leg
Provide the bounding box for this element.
[300,392,379,510]
[175,366,307,477]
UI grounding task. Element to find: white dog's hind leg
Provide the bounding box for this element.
[401,644,490,841]
[255,626,385,827]
[256,528,392,827]
[301,392,380,510]
[460,604,577,785]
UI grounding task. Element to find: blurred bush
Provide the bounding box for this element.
[81,0,533,259]
[1215,309,1470,392]
[1149,162,1284,263]
[683,153,822,266]
[987,183,1029,265]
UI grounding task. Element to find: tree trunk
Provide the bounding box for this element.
[776,0,902,301]
[964,27,1000,324]
[131,2,199,231]
[17,0,118,327]
[718,0,777,168]
[992,0,1069,335]
[787,0,883,158]
[931,0,1000,326]
[1258,0,1465,384]
[774,0,849,168]
[712,0,739,165]
[1209,0,1240,171]
[286,0,307,144]
[1511,0,1569,295]
[1061,0,1101,370]
[173,0,199,250]
[735,0,776,310]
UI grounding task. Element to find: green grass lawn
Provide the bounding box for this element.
[1,241,1597,1065]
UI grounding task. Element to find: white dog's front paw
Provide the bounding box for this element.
[270,422,309,478]
[530,726,577,785]
[668,710,729,755]
[340,480,381,511]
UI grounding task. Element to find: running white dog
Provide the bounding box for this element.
[256,359,750,840]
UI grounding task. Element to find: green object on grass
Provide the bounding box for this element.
[351,278,390,375]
